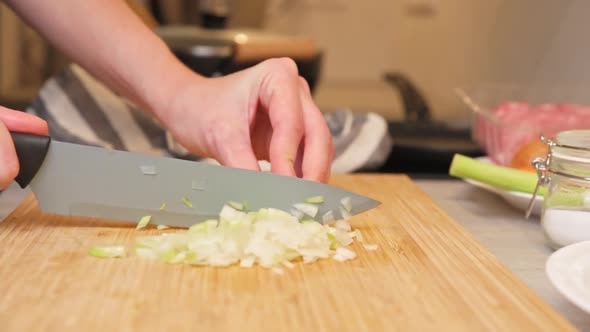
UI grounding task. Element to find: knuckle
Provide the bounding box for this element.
[298,76,311,92]
[264,57,299,76]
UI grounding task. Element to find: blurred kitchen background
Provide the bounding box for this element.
[1,0,589,175]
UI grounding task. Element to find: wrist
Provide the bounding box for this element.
[133,46,206,122]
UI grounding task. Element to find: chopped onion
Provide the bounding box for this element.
[304,196,324,204]
[353,229,364,242]
[88,246,126,258]
[228,201,244,211]
[363,244,379,251]
[293,203,319,218]
[189,219,218,233]
[191,179,206,190]
[136,215,151,230]
[341,197,352,212]
[339,207,351,220]
[240,256,256,268]
[333,247,356,261]
[181,196,193,208]
[157,224,169,230]
[322,210,335,224]
[282,261,295,269]
[334,219,352,232]
[290,208,304,220]
[91,204,374,274]
[159,202,167,211]
[139,165,157,175]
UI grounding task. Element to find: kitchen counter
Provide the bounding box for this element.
[1,178,588,330]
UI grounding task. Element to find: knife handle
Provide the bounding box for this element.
[10,132,51,188]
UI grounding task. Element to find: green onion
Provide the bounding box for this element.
[136,215,151,230]
[327,233,338,249]
[156,224,169,230]
[88,246,126,258]
[449,154,545,195]
[159,202,167,211]
[304,196,324,204]
[181,196,193,208]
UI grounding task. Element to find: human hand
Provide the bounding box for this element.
[0,106,48,189]
[158,58,334,183]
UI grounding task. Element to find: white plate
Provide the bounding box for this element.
[462,157,543,217]
[546,241,590,314]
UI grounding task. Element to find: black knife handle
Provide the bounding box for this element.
[10,132,51,188]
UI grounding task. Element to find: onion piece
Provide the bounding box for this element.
[304,196,324,204]
[240,256,256,268]
[339,207,351,220]
[159,202,167,211]
[228,201,244,211]
[136,215,151,230]
[191,179,206,190]
[181,196,193,208]
[322,210,335,224]
[189,219,218,233]
[293,203,319,218]
[334,219,352,232]
[290,208,304,220]
[157,224,169,230]
[282,261,295,269]
[135,247,158,259]
[88,246,126,258]
[353,229,364,242]
[340,196,352,212]
[139,165,157,175]
[334,247,356,261]
[363,244,379,251]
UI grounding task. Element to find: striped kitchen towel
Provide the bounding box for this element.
[26,64,393,173]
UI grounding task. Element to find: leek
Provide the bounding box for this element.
[304,196,324,204]
[181,196,193,208]
[449,154,545,195]
[88,246,126,258]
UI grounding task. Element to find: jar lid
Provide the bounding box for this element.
[548,129,590,166]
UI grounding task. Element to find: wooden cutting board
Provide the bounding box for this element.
[0,174,574,332]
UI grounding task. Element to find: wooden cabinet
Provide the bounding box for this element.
[0,4,54,108]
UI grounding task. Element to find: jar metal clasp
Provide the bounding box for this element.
[525,135,555,218]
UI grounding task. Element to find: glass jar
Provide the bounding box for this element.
[530,130,590,249]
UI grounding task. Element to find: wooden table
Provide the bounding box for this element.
[0,175,580,331]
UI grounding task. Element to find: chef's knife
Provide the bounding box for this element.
[10,132,380,227]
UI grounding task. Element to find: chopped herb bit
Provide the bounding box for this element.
[181,196,193,208]
[136,215,152,230]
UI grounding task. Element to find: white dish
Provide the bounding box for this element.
[546,241,590,314]
[462,157,543,217]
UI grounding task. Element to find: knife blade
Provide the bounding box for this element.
[10,132,380,227]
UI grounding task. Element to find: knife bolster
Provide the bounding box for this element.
[10,132,51,188]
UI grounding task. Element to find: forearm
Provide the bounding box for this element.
[5,0,199,117]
